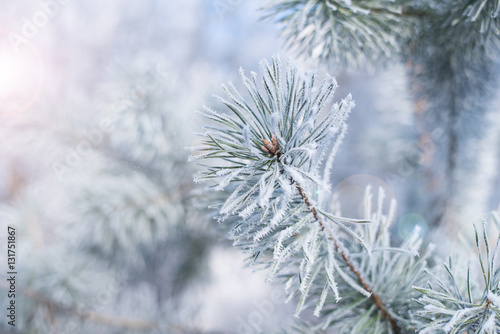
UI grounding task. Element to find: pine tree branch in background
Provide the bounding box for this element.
[406,1,500,229]
[0,64,213,333]
[262,0,416,68]
[264,0,500,230]
[16,285,158,331]
[19,283,225,334]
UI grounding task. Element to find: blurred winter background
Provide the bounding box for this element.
[1,1,500,333]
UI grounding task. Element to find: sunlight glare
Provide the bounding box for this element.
[0,55,24,99]
[0,35,44,116]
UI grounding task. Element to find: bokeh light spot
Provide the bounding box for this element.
[398,213,428,240]
[332,174,395,219]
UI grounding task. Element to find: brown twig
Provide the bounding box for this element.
[19,285,157,331]
[326,0,428,19]
[370,7,428,19]
[14,283,225,333]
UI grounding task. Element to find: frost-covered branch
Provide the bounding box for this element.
[190,56,429,332]
[415,221,500,333]
[295,181,400,332]
[262,0,416,68]
[260,128,400,331]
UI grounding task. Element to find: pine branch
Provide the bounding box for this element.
[21,283,222,333]
[415,221,500,333]
[18,284,158,331]
[262,0,416,68]
[189,56,430,332]
[264,134,399,331]
[295,180,400,333]
[0,65,213,333]
[406,2,500,228]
